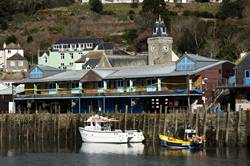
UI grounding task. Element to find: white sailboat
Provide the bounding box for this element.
[78,115,144,143]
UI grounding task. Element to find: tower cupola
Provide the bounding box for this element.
[152,15,168,37]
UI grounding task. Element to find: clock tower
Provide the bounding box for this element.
[147,16,176,65]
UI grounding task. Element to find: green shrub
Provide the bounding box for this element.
[100,10,115,15]
[47,25,64,34]
[0,21,8,30]
[89,0,103,13]
[122,29,138,44]
[27,35,33,43]
[217,0,244,20]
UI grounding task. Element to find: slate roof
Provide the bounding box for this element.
[97,42,114,50]
[43,70,89,82]
[82,58,100,69]
[34,65,61,71]
[186,54,218,62]
[0,85,24,95]
[7,53,26,61]
[15,55,232,83]
[54,38,103,45]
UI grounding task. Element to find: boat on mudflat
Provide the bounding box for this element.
[159,129,204,150]
[79,114,144,144]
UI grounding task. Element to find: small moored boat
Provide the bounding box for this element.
[159,129,204,150]
[79,114,144,144]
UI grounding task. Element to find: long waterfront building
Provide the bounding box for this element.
[13,53,234,113]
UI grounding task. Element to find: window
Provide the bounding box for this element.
[18,61,23,67]
[50,82,56,89]
[69,62,73,66]
[61,63,64,66]
[10,61,15,67]
[61,53,64,59]
[45,57,48,63]
[98,81,104,88]
[71,82,79,88]
[153,27,157,33]
[246,70,250,78]
[117,80,124,87]
[8,50,11,54]
[70,53,74,59]
[176,57,196,71]
[162,27,166,33]
[147,79,156,86]
[30,67,43,78]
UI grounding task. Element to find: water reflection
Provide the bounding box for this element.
[80,143,144,155]
[159,147,206,157]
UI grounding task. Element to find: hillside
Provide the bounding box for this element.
[0,2,250,62]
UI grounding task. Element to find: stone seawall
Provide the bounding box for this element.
[0,111,249,147]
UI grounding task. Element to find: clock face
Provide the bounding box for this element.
[151,45,155,51]
[163,45,169,52]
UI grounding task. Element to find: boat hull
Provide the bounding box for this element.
[79,127,129,143]
[159,134,203,150]
[126,130,145,143]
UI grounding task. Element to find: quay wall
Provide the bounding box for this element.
[0,111,249,147]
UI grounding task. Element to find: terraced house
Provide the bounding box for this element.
[13,54,234,113]
[38,38,113,70]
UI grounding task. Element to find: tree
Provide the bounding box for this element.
[217,0,245,20]
[5,35,17,44]
[140,0,170,29]
[89,0,103,13]
[0,21,8,30]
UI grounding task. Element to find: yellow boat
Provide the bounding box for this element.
[159,129,204,150]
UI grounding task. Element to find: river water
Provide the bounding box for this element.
[0,141,249,166]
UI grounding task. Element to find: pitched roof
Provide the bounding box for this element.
[54,38,103,45]
[7,53,26,60]
[5,43,22,49]
[97,42,114,50]
[82,58,100,69]
[185,54,218,62]
[35,65,60,71]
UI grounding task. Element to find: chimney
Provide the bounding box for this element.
[3,42,6,49]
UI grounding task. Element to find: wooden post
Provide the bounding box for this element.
[225,103,230,146]
[203,105,207,148]
[143,112,146,132]
[158,105,162,134]
[237,105,242,146]
[115,104,118,113]
[119,109,122,129]
[163,106,168,135]
[153,110,157,142]
[195,108,199,134]
[124,105,128,130]
[57,105,61,146]
[0,118,2,148]
[174,107,178,135]
[133,115,136,130]
[216,104,220,145]
[147,112,150,136]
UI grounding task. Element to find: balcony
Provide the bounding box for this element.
[71,88,81,94]
[48,89,58,95]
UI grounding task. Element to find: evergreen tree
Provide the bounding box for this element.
[141,0,170,30]
[89,0,103,13]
